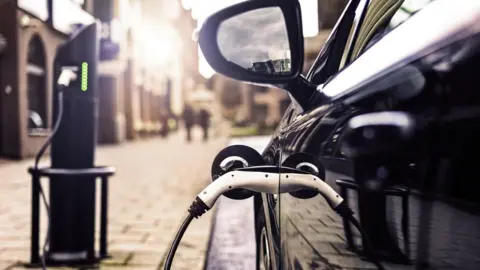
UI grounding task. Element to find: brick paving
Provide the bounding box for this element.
[283,170,480,270]
[0,127,228,270]
[2,131,479,270]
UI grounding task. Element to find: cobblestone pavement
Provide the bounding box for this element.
[3,129,478,270]
[0,127,228,270]
[284,170,480,270]
[205,136,271,270]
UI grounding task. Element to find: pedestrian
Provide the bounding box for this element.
[182,104,195,142]
[159,111,169,138]
[198,108,211,142]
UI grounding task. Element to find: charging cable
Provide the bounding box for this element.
[164,166,385,270]
[33,90,63,270]
[33,67,77,270]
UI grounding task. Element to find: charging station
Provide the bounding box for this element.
[28,22,116,266]
[49,21,99,264]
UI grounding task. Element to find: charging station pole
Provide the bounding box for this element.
[48,22,99,264]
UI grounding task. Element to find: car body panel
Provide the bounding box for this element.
[322,0,480,100]
[257,0,480,269]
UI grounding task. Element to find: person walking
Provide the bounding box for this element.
[182,105,195,142]
[159,111,169,138]
[198,108,211,142]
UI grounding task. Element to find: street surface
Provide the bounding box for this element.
[205,136,271,270]
[0,128,228,270]
[3,130,478,270]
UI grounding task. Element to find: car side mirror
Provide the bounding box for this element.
[198,0,305,85]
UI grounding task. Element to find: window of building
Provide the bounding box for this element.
[254,104,268,126]
[220,80,242,107]
[252,85,269,94]
[27,35,47,134]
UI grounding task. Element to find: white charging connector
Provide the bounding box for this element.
[197,170,343,209]
[57,67,79,87]
[166,166,385,270]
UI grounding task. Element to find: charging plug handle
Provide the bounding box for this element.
[197,170,344,211]
[57,67,79,88]
[166,168,385,270]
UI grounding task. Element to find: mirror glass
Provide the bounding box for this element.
[217,7,292,76]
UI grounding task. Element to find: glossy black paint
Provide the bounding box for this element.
[197,0,480,268]
[258,32,480,269]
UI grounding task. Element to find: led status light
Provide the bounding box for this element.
[81,62,88,91]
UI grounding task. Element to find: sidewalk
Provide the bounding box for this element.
[0,128,228,270]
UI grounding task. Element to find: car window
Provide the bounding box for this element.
[307,0,368,85]
[309,0,437,88]
[338,0,370,70]
[344,0,437,67]
[321,0,467,99]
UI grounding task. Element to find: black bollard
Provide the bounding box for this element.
[47,22,99,265]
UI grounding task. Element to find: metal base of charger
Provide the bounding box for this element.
[27,166,115,267]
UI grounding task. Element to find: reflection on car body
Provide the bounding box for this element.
[198,0,480,269]
[249,59,292,75]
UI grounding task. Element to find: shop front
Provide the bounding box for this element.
[0,0,93,159]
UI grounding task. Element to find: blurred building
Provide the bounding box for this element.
[0,0,95,159]
[318,0,349,29]
[91,0,200,143]
[0,0,201,159]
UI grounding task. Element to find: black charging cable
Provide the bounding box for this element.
[33,89,65,270]
[164,197,385,270]
[164,214,194,268]
[335,202,386,270]
[164,198,208,269]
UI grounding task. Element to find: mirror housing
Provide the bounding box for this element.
[198,0,305,84]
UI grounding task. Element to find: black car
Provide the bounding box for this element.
[199,0,480,269]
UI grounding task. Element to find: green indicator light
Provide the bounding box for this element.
[81,62,89,91]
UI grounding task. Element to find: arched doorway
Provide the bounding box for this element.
[26,35,47,133]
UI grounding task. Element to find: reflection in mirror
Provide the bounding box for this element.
[217,7,292,76]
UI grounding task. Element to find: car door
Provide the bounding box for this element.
[273,0,373,268]
[256,1,370,268]
[276,0,448,269]
[278,104,366,269]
